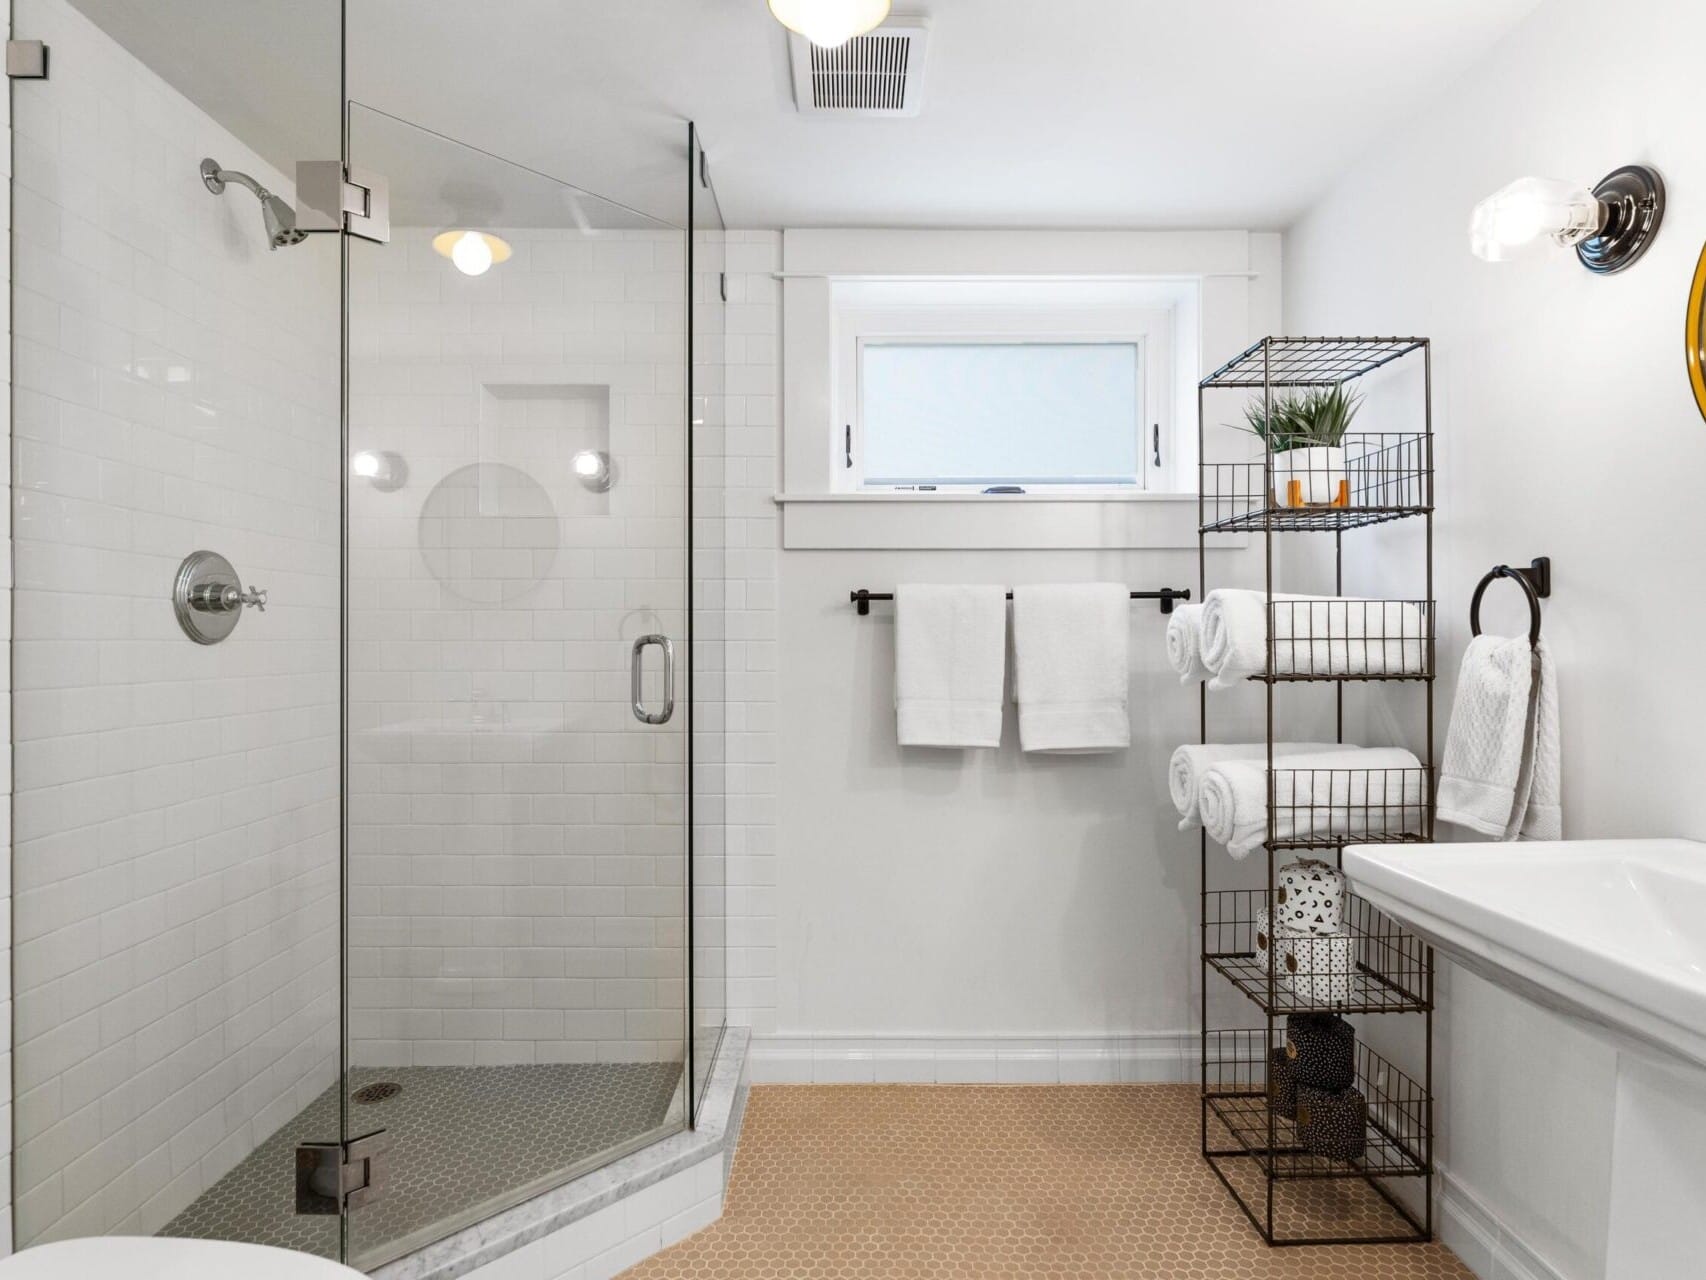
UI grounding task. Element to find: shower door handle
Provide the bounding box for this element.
[631,635,675,725]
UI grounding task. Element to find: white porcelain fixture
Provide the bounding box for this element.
[1346,838,1706,1279]
[0,1238,366,1279]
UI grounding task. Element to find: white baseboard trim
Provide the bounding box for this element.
[1438,1163,1571,1280]
[749,1031,1195,1085]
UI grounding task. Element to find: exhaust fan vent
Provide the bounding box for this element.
[789,18,930,117]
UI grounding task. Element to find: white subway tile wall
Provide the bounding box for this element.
[345,226,692,1068]
[8,0,342,1247]
[711,235,779,1038]
[0,0,13,1257]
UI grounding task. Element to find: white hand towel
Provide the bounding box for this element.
[1012,583,1130,753]
[1437,634,1537,838]
[894,584,1007,749]
[1200,589,1428,689]
[1199,746,1426,859]
[1165,603,1210,684]
[1519,638,1561,841]
[1167,742,1341,830]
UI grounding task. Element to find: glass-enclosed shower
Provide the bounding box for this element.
[9,0,728,1268]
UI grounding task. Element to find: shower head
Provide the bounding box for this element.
[201,157,307,249]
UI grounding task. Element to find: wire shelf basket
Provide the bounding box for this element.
[1203,1029,1431,1182]
[1252,598,1434,683]
[1200,432,1432,534]
[1200,336,1428,389]
[1203,889,1432,1015]
[1262,766,1434,851]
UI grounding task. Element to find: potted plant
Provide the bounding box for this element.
[1241,383,1361,508]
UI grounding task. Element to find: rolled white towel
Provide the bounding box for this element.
[1199,746,1427,859]
[1168,742,1341,830]
[1165,603,1210,684]
[1201,589,1428,689]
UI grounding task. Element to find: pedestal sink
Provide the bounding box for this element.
[1345,838,1706,1280]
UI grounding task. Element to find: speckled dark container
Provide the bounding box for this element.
[1295,1082,1368,1161]
[1267,1046,1296,1120]
[1285,1012,1355,1091]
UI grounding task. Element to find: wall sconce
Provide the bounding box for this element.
[572,449,615,493]
[1470,165,1664,273]
[351,450,408,491]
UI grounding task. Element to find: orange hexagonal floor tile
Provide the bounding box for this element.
[620,1084,1471,1279]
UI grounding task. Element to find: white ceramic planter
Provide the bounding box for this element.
[1271,445,1347,508]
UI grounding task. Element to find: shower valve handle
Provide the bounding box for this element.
[191,583,267,614]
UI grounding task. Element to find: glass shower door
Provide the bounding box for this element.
[341,104,691,1268]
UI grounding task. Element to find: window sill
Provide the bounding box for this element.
[774,492,1247,550]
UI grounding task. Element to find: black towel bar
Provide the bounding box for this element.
[849,587,1192,617]
[1469,557,1550,644]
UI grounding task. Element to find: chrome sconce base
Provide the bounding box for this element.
[1578,164,1665,275]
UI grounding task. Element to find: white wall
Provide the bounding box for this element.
[1285,0,1706,1274]
[761,230,1294,1076]
[9,0,342,1243]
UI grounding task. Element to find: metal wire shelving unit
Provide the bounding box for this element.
[1196,336,1437,1246]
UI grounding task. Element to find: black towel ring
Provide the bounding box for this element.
[1469,557,1551,644]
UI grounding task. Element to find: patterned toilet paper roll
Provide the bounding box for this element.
[1275,858,1346,936]
[1255,906,1303,976]
[1295,1082,1368,1161]
[1284,1012,1355,1091]
[1267,1046,1296,1120]
[1281,929,1355,1005]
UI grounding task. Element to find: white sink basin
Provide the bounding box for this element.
[1345,837,1706,1071]
[1347,838,1706,1278]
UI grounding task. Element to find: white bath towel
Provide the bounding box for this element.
[894,584,1007,749]
[1012,583,1130,753]
[1167,742,1340,830]
[1165,603,1210,684]
[1200,589,1429,689]
[1438,635,1561,840]
[1199,746,1427,859]
[1520,639,1561,840]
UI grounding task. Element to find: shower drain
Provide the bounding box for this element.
[352,1081,402,1105]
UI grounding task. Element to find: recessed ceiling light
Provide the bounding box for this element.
[431,229,513,276]
[768,0,890,48]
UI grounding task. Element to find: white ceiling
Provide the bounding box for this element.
[72,0,1545,231]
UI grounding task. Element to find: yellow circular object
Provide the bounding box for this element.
[1689,240,1706,424]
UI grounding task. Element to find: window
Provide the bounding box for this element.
[859,342,1142,488]
[828,277,1192,494]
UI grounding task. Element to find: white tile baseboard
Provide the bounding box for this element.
[749,1032,1195,1085]
[1438,1163,1571,1280]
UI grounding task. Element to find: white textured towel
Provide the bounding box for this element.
[894,584,1007,749]
[1012,583,1131,753]
[1199,746,1427,858]
[1438,635,1561,840]
[1165,603,1210,684]
[1200,589,1429,689]
[1167,742,1340,830]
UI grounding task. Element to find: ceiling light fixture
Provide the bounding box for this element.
[431,229,513,277]
[1469,165,1665,273]
[767,0,890,48]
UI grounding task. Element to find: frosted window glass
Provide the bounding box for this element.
[860,342,1142,486]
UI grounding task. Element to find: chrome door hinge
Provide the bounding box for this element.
[6,40,48,79]
[296,1130,392,1214]
[295,161,391,243]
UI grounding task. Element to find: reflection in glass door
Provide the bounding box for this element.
[341,105,692,1268]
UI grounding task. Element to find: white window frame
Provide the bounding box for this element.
[829,284,1183,496]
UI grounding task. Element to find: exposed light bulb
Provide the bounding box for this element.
[350,450,408,491]
[351,451,381,478]
[451,230,494,276]
[1469,177,1603,262]
[767,0,890,48]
